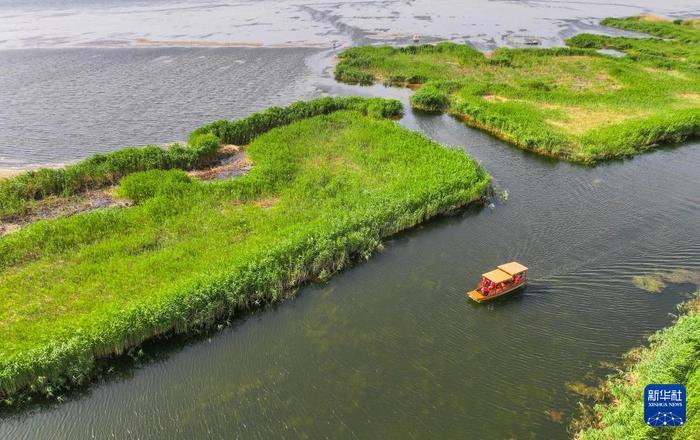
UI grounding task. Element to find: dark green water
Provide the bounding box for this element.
[2,79,699,439]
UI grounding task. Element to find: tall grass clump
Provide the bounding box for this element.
[0,108,488,402]
[189,96,403,145]
[0,97,402,221]
[410,83,451,112]
[335,16,700,163]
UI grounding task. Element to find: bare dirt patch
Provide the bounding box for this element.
[254,197,279,209]
[0,169,21,180]
[543,105,649,135]
[1,189,132,237]
[1,144,250,235]
[678,92,700,103]
[189,145,252,181]
[638,14,670,23]
[644,67,690,80]
[482,94,510,103]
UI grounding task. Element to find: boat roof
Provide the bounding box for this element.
[482,269,512,284]
[497,261,528,275]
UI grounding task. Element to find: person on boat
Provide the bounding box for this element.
[514,274,520,284]
[482,285,490,296]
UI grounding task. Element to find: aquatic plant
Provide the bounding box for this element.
[632,274,666,293]
[575,269,700,438]
[575,290,700,439]
[335,16,700,163]
[567,16,700,68]
[632,270,700,293]
[0,105,489,401]
[410,83,451,112]
[0,97,403,221]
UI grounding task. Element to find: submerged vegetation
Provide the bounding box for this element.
[632,269,700,293]
[632,274,667,293]
[574,268,700,438]
[576,287,700,439]
[335,15,700,163]
[0,98,489,401]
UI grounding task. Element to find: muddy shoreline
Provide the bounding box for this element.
[0,144,249,236]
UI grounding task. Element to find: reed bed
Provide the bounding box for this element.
[335,16,700,163]
[575,290,700,439]
[0,102,488,402]
[0,97,402,221]
[567,16,700,68]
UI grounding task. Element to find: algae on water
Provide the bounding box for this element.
[631,268,700,293]
[631,274,666,293]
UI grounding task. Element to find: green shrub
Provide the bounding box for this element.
[189,96,403,145]
[116,169,194,202]
[565,34,609,49]
[410,84,450,112]
[334,64,375,85]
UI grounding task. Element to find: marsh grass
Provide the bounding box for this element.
[576,269,700,439]
[567,16,700,68]
[0,104,489,401]
[335,16,700,163]
[575,291,700,439]
[0,97,402,221]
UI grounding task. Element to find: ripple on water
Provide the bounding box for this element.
[1,27,700,440]
[0,47,318,169]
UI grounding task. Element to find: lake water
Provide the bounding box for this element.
[0,47,318,168]
[2,0,699,170]
[1,1,699,439]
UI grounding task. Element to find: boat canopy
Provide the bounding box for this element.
[482,269,512,284]
[497,261,528,275]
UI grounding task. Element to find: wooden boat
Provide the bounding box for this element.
[467,261,528,303]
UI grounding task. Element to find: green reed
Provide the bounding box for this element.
[0,105,488,402]
[335,16,700,163]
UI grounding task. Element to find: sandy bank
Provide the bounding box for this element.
[0,169,21,180]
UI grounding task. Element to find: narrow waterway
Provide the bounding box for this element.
[2,72,699,439]
[2,1,700,438]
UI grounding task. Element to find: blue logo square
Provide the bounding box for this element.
[644,384,686,427]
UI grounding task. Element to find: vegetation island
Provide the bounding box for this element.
[0,14,699,440]
[335,16,699,163]
[0,97,489,403]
